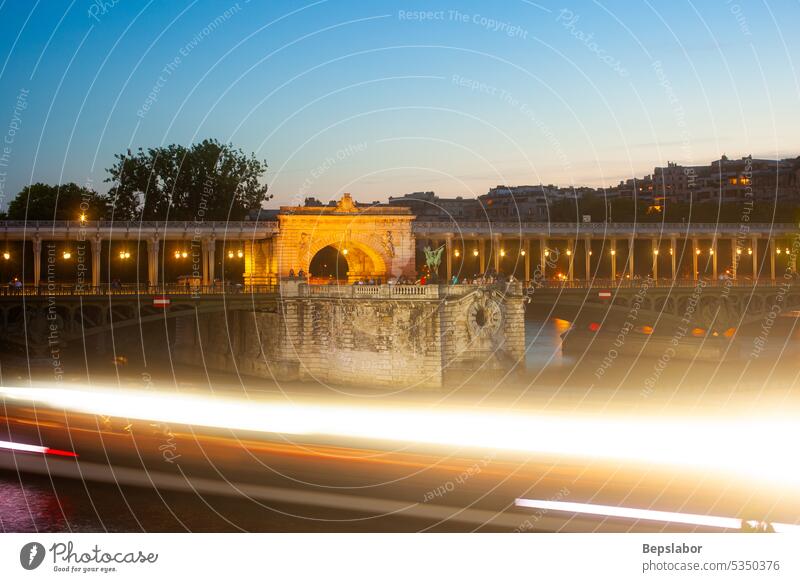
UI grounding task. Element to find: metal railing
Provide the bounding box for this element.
[0,283,278,297]
[524,277,791,290]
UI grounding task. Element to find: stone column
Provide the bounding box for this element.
[610,238,617,282]
[206,238,216,287]
[33,237,42,288]
[712,238,718,280]
[445,236,453,281]
[628,236,635,280]
[769,238,776,281]
[584,237,591,280]
[91,236,102,289]
[670,236,677,280]
[492,235,501,273]
[523,239,530,283]
[692,238,698,280]
[751,236,758,280]
[147,238,160,287]
[567,240,574,281]
[651,239,659,280]
[539,237,547,280]
[478,239,486,273]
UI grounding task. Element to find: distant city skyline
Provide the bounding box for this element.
[1,1,799,208]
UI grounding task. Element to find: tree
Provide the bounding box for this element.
[105,139,270,220]
[6,182,109,220]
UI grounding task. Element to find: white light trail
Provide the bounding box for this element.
[514,498,800,533]
[0,439,77,457]
[0,386,797,487]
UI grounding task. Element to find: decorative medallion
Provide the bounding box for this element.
[467,294,503,338]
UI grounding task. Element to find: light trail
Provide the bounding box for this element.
[0,439,78,457]
[0,386,798,487]
[514,498,800,533]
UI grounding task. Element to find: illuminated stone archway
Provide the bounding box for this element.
[272,194,416,282]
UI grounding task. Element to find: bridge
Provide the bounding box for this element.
[0,195,797,388]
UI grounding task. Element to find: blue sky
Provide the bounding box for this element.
[0,0,798,207]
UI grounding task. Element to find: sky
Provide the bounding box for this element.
[0,0,798,208]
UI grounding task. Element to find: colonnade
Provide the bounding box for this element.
[17,235,235,287]
[433,235,798,283]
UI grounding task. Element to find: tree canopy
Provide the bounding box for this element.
[104,139,270,220]
[5,182,109,221]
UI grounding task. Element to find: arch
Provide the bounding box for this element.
[302,233,389,282]
[309,245,349,282]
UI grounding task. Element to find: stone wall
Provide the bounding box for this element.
[174,282,526,389]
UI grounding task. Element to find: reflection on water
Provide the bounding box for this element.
[524,317,574,369]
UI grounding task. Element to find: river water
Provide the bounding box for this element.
[1,314,798,532]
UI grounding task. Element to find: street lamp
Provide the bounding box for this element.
[62,251,71,260]
[119,250,131,259]
[237,250,243,258]
[454,249,460,257]
[473,249,479,257]
[2,252,9,260]
[341,248,348,255]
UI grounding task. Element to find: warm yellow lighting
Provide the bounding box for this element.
[777,248,781,254]
[709,249,714,255]
[2,252,9,260]
[237,250,244,258]
[473,249,479,257]
[610,249,616,256]
[174,251,181,259]
[119,251,130,259]
[500,249,506,257]
[62,251,71,260]
[736,248,742,255]
[0,383,795,491]
[748,248,753,255]
[588,251,592,256]
[785,248,790,254]
[520,250,526,256]
[669,248,673,255]
[181,251,188,259]
[79,213,86,222]
[454,249,460,257]
[228,251,234,259]
[566,249,572,256]
[342,248,348,255]
[653,249,659,255]
[544,250,550,257]
[695,249,701,255]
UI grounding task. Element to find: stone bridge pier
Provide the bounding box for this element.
[174,281,526,389]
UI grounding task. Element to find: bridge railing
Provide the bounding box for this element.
[525,277,792,290]
[0,283,278,296]
[287,282,523,299]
